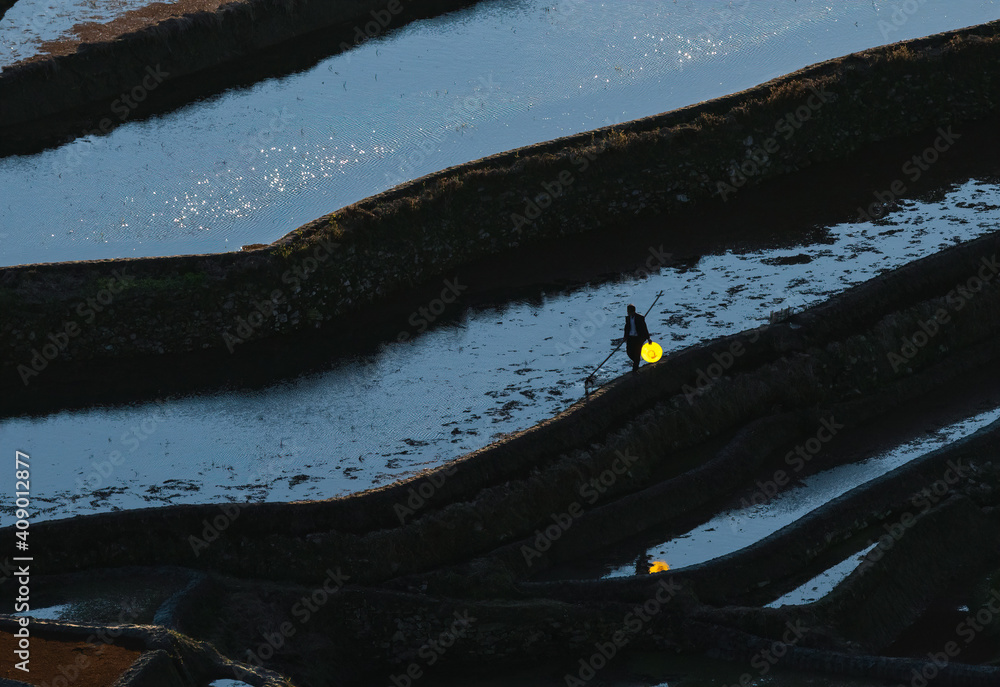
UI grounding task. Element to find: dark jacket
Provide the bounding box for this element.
[624,313,650,340]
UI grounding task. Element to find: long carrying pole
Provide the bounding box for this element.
[584,290,664,391]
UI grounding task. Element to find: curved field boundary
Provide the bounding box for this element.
[2,21,1000,392]
[10,228,1000,589]
[0,0,483,152]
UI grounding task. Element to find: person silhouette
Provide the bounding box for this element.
[624,304,652,373]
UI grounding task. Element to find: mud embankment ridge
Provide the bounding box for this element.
[5,21,1000,686]
[0,0,482,151]
[2,21,1000,391]
[7,205,1000,686]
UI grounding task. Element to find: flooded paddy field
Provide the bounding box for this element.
[597,407,1000,581]
[3,176,999,522]
[2,0,998,266]
[5,3,1000,686]
[0,0,154,66]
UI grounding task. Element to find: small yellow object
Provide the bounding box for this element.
[641,341,662,363]
[649,560,670,573]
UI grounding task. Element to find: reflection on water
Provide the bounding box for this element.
[601,407,1000,579]
[766,543,878,607]
[4,179,998,522]
[2,0,999,266]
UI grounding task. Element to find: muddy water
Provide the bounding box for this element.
[3,179,998,523]
[0,0,153,65]
[2,0,999,266]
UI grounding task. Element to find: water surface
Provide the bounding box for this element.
[4,178,998,522]
[767,544,877,607]
[600,407,1000,578]
[0,0,154,66]
[2,0,998,266]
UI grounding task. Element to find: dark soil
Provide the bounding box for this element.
[0,631,141,686]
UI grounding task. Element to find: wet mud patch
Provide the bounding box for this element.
[288,473,311,487]
[761,253,813,266]
[486,399,526,423]
[0,633,141,684]
[11,178,1000,522]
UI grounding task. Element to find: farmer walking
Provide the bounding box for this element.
[624,303,652,373]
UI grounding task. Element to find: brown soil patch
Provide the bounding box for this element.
[0,630,141,686]
[27,0,234,64]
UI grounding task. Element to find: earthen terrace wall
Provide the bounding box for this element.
[2,21,1000,388]
[0,0,482,148]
